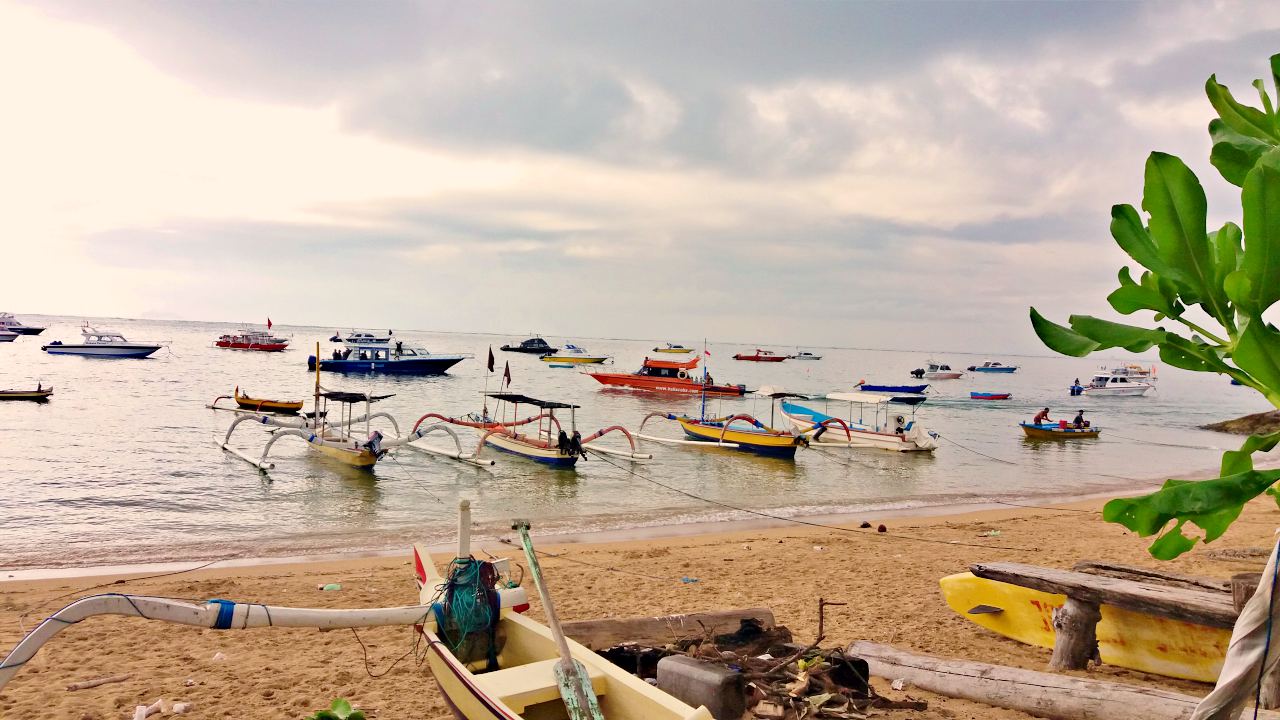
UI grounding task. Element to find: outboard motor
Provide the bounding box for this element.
[364,430,385,458]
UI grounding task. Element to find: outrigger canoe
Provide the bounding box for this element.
[233,386,303,413]
[0,387,53,401]
[640,412,804,458]
[971,392,1011,400]
[1019,422,1099,439]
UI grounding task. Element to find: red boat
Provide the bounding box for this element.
[732,348,787,362]
[585,357,747,396]
[214,329,289,352]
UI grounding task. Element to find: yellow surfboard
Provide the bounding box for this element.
[940,572,1229,682]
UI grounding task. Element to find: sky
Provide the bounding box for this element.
[1,1,1278,352]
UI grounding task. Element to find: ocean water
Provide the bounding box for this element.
[0,315,1273,570]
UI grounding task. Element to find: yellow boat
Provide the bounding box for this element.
[940,572,1229,682]
[652,343,694,354]
[233,386,304,413]
[0,387,53,401]
[672,414,803,458]
[538,345,611,364]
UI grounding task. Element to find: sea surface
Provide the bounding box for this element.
[0,315,1273,570]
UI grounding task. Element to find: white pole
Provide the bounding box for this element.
[457,499,471,559]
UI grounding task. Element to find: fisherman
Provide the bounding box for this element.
[395,340,403,357]
[1033,407,1052,424]
[1073,410,1086,428]
[569,430,586,460]
[556,430,571,455]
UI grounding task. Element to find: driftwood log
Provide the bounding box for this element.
[1074,561,1232,594]
[848,641,1280,720]
[562,608,776,650]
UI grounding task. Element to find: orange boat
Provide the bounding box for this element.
[585,357,747,396]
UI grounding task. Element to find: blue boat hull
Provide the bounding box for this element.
[484,439,579,467]
[972,367,1017,373]
[308,356,464,375]
[859,384,928,394]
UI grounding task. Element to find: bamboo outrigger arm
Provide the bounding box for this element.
[412,411,562,435]
[403,423,494,467]
[0,594,435,693]
[578,425,652,460]
[636,412,742,448]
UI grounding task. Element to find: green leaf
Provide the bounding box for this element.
[1143,153,1229,324]
[1029,308,1099,356]
[1240,161,1280,314]
[1233,318,1280,403]
[1158,334,1234,375]
[1254,78,1276,118]
[1206,75,1278,141]
[1211,222,1244,294]
[1110,204,1176,277]
[1067,315,1166,352]
[1107,268,1175,316]
[1103,469,1280,559]
[1210,121,1273,187]
[347,713,366,720]
[330,699,353,718]
[1221,432,1280,476]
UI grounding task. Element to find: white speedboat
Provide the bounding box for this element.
[1082,371,1153,396]
[538,344,611,364]
[912,359,963,380]
[41,326,164,358]
[791,350,823,360]
[0,312,45,335]
[330,330,393,344]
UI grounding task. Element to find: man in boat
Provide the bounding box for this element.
[1033,407,1052,425]
[1073,410,1087,428]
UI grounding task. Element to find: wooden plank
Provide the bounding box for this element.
[1073,560,1231,593]
[848,640,1280,720]
[561,608,775,650]
[971,562,1237,628]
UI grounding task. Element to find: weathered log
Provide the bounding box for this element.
[1049,598,1100,671]
[65,673,130,691]
[1074,561,1231,593]
[971,562,1237,628]
[561,608,775,650]
[847,641,1280,720]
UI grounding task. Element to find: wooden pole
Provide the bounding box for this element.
[1050,597,1102,671]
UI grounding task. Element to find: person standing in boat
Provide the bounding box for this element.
[1033,407,1052,425]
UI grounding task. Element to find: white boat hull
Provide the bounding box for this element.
[781,410,937,452]
[0,332,16,343]
[43,344,161,358]
[1083,384,1152,397]
[924,371,963,380]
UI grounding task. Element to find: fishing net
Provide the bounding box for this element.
[434,557,502,670]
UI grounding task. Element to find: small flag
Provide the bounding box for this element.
[704,349,711,356]
[487,346,495,373]
[503,361,511,386]
[267,317,273,330]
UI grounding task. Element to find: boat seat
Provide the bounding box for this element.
[471,657,607,713]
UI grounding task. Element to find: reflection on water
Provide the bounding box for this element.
[0,314,1273,569]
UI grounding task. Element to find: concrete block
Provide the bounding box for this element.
[656,655,745,720]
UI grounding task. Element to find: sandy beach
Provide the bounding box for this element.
[1,490,1276,720]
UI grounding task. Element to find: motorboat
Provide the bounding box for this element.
[0,386,52,402]
[1020,422,1100,439]
[652,343,694,354]
[732,348,787,362]
[309,341,471,375]
[855,382,929,394]
[215,329,289,352]
[790,350,822,360]
[41,326,163,358]
[1082,371,1153,397]
[585,356,747,396]
[330,330,393,344]
[0,331,16,343]
[779,392,938,452]
[910,360,963,380]
[501,336,558,354]
[971,392,1012,400]
[967,360,1018,373]
[0,312,45,335]
[538,344,611,364]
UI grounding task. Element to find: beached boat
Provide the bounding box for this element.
[790,350,822,360]
[971,392,1012,400]
[586,357,747,396]
[1019,422,1100,439]
[0,312,45,335]
[652,343,694,353]
[967,361,1018,373]
[41,326,163,358]
[0,386,52,401]
[779,392,938,452]
[0,501,714,720]
[215,328,289,352]
[1081,370,1153,397]
[910,360,963,380]
[502,336,558,354]
[539,344,611,364]
[309,341,471,375]
[413,393,649,468]
[0,331,16,343]
[732,349,787,362]
[330,330,393,344]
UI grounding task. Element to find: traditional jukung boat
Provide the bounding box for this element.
[214,328,289,352]
[41,326,163,358]
[228,386,303,413]
[1019,422,1100,439]
[732,349,787,362]
[652,343,694,353]
[967,361,1018,373]
[586,357,747,396]
[412,393,649,468]
[638,411,803,458]
[0,386,52,401]
[970,391,1012,400]
[538,344,611,364]
[0,312,45,335]
[309,341,472,375]
[779,392,938,452]
[502,336,558,354]
[0,501,714,720]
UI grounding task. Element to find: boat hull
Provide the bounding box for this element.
[1019,423,1099,439]
[501,346,556,354]
[1082,385,1152,397]
[780,404,936,452]
[235,397,303,413]
[923,371,963,379]
[42,344,161,358]
[676,418,799,458]
[216,341,289,352]
[732,354,786,362]
[587,372,747,396]
[538,356,608,364]
[859,384,928,394]
[0,333,15,343]
[652,347,693,354]
[308,356,465,375]
[971,392,1011,400]
[308,439,378,467]
[971,367,1017,373]
[6,327,44,335]
[0,390,52,401]
[483,433,578,467]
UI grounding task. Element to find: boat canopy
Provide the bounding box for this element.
[321,391,394,404]
[756,385,809,399]
[485,393,580,409]
[643,356,699,370]
[827,391,927,406]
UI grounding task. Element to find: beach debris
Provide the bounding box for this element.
[858,522,872,529]
[877,524,887,533]
[66,673,130,691]
[317,583,342,591]
[210,651,227,662]
[183,679,196,687]
[813,546,826,552]
[681,576,700,583]
[171,703,192,715]
[890,678,907,691]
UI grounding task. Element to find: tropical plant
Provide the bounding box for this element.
[305,698,366,720]
[1029,53,1280,559]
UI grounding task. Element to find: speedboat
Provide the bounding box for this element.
[1082,371,1153,397]
[790,350,822,360]
[215,329,289,352]
[585,357,747,396]
[0,312,45,335]
[331,330,393,344]
[538,344,611,364]
[911,360,963,380]
[967,360,1018,373]
[732,348,787,362]
[309,341,471,375]
[501,336,557,354]
[0,331,16,343]
[780,392,938,452]
[652,343,694,354]
[42,326,163,358]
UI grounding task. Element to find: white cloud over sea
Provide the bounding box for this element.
[2,1,1277,351]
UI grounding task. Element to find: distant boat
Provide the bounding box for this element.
[732,349,787,362]
[0,331,16,343]
[0,313,45,335]
[215,328,289,352]
[779,392,938,452]
[910,360,963,380]
[331,330,393,345]
[1020,422,1100,439]
[538,344,610,364]
[652,343,694,354]
[309,341,471,375]
[501,336,557,354]
[967,361,1018,373]
[1082,370,1153,397]
[790,350,822,360]
[971,392,1012,400]
[856,382,929,394]
[42,326,163,359]
[586,357,747,396]
[0,386,52,402]
[233,387,304,413]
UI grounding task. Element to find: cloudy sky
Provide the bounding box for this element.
[2,1,1277,352]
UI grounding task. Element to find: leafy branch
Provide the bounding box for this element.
[1030,53,1280,559]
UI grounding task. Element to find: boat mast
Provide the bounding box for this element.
[313,341,321,433]
[700,338,708,421]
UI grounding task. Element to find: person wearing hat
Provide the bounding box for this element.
[1072,410,1086,428]
[1033,407,1052,425]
